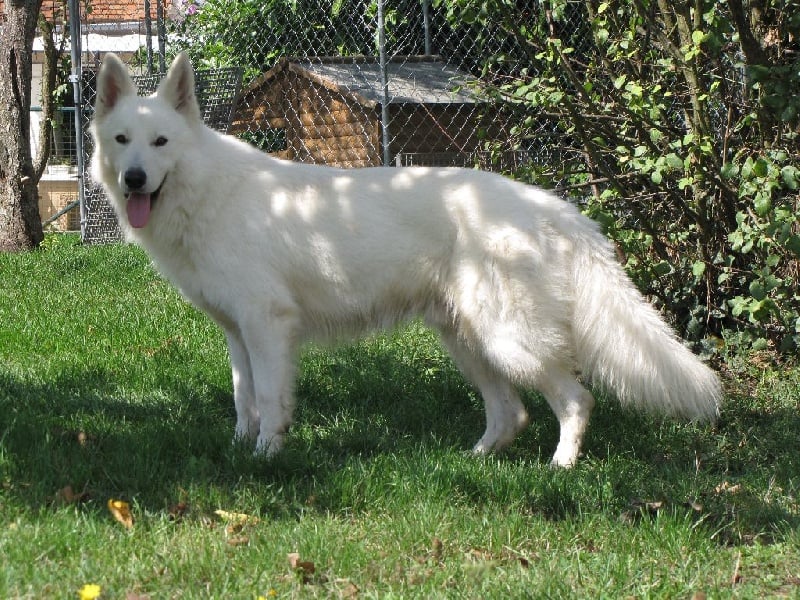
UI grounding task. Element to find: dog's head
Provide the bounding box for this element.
[90,52,201,229]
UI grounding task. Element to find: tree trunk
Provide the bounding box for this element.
[0,0,45,251]
[32,15,59,182]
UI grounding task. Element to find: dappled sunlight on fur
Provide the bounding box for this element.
[91,52,721,468]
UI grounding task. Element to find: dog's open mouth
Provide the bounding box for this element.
[126,178,165,229]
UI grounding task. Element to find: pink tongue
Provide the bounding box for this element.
[126,192,152,228]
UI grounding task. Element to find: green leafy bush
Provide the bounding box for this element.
[438,0,800,354]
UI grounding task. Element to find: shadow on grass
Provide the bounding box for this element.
[1,356,798,544]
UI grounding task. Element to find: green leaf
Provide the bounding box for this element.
[781,165,799,190]
[741,157,754,179]
[786,235,800,257]
[763,274,781,292]
[649,129,664,144]
[626,82,643,97]
[729,296,747,316]
[665,153,684,170]
[652,261,672,276]
[749,281,766,301]
[753,193,771,216]
[753,158,769,178]
[692,261,706,277]
[650,171,663,184]
[721,162,738,179]
[766,253,780,268]
[691,30,706,45]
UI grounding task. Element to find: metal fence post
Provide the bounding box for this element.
[68,0,87,241]
[377,0,391,166]
[144,0,154,73]
[423,0,432,56]
[157,0,167,73]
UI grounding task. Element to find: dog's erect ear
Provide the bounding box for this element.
[156,52,201,123]
[94,53,137,120]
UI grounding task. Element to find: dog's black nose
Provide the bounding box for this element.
[124,168,147,190]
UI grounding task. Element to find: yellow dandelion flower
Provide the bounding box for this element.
[78,583,101,600]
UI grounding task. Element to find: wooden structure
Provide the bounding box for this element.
[231,56,493,168]
[39,169,80,231]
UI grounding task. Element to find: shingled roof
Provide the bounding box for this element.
[247,56,484,107]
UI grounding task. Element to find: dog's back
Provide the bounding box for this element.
[91,52,720,467]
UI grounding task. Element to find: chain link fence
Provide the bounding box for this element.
[72,0,586,243]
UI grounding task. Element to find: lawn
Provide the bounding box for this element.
[0,235,798,598]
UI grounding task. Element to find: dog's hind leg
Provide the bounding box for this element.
[223,326,260,441]
[444,312,591,466]
[468,317,592,466]
[535,366,596,468]
[437,327,529,453]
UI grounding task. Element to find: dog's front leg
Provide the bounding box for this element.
[239,312,300,456]
[224,327,260,442]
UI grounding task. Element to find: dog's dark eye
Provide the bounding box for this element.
[154,136,168,147]
[115,134,128,144]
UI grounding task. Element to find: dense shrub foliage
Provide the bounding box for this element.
[437,0,800,353]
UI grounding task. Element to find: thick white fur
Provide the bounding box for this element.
[91,53,721,467]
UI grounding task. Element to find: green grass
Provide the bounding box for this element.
[1,235,798,599]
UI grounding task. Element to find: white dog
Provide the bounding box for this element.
[91,53,721,467]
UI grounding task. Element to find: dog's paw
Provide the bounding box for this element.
[254,432,285,457]
[549,445,580,468]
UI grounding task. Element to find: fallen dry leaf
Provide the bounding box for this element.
[732,551,743,585]
[214,509,260,534]
[168,501,189,522]
[431,537,443,561]
[226,535,250,547]
[288,552,317,583]
[108,498,134,529]
[715,481,743,495]
[55,485,89,505]
[684,500,704,512]
[334,579,359,598]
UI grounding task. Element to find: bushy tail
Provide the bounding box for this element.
[572,243,721,421]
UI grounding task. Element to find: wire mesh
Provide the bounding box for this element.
[75,0,575,243]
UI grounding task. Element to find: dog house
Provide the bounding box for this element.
[230,56,496,168]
